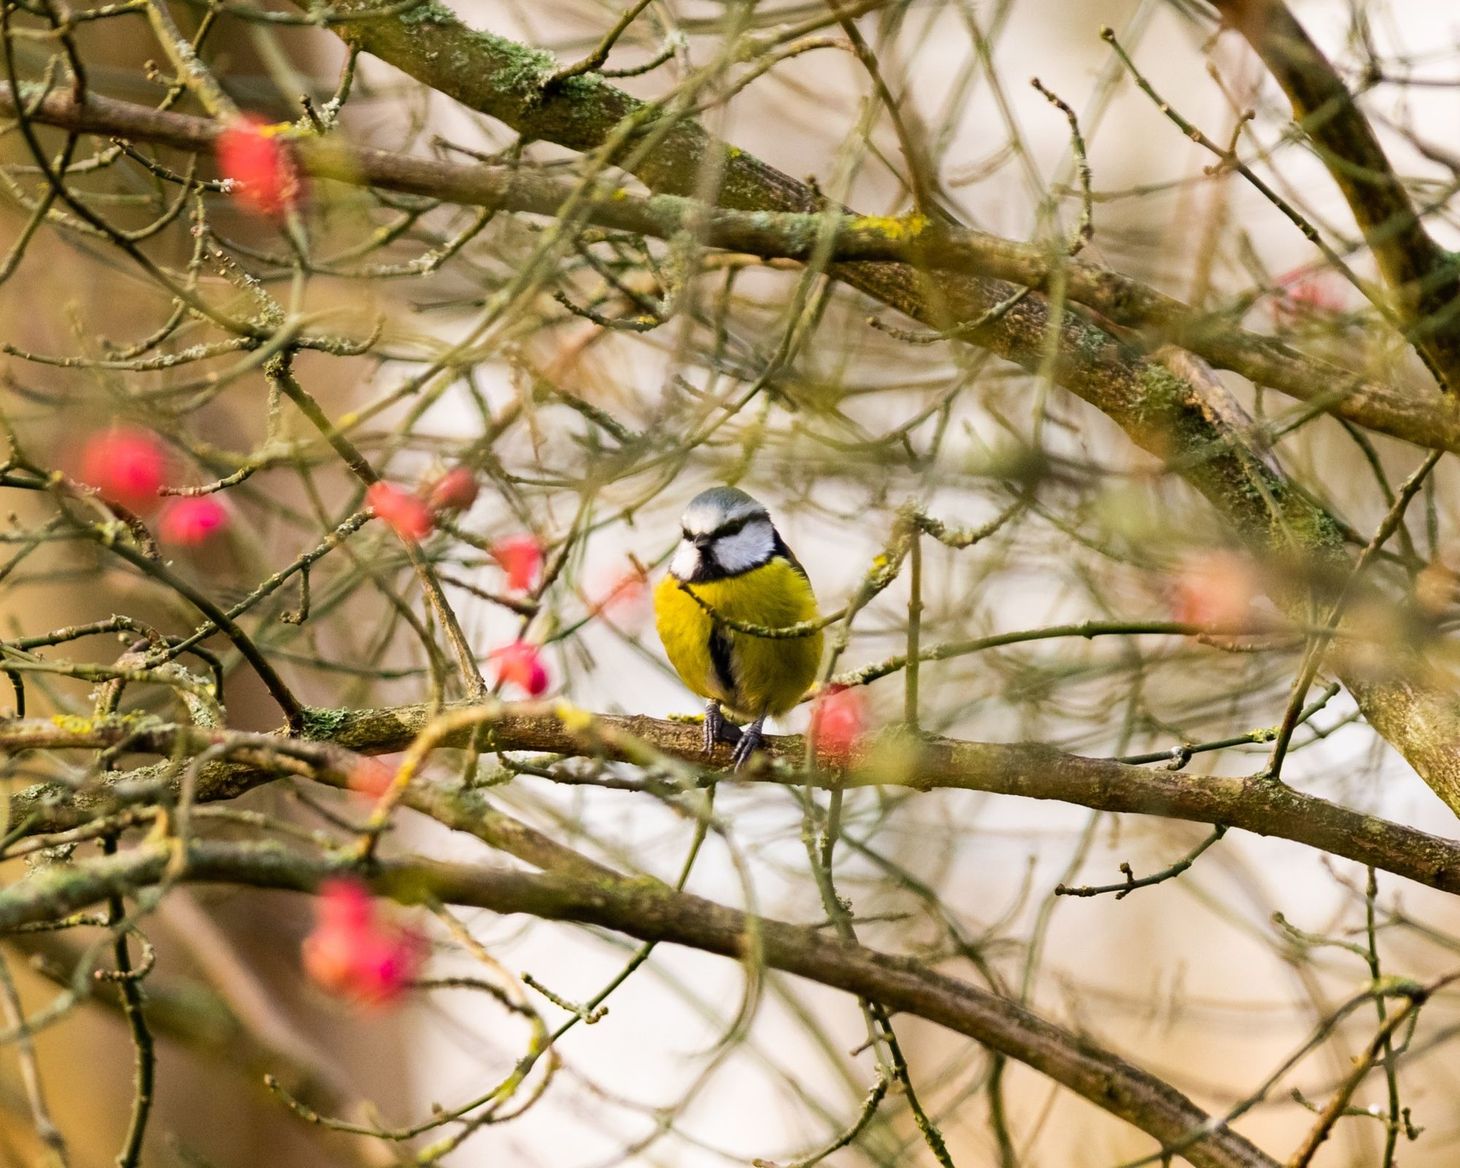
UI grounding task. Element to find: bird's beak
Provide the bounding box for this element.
[692,535,713,550]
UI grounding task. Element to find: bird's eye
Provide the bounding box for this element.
[718,518,746,538]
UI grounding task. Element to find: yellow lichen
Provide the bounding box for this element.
[49,710,147,736]
[50,713,97,735]
[849,213,929,241]
[555,701,595,733]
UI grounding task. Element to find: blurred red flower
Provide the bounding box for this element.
[491,640,550,697]
[216,116,304,220]
[367,481,433,542]
[158,496,229,545]
[491,534,542,592]
[302,878,426,1007]
[425,466,479,513]
[78,427,165,513]
[810,685,869,764]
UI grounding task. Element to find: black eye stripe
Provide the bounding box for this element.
[717,515,760,538]
[683,512,765,542]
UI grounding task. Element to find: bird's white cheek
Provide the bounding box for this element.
[669,541,700,580]
[714,520,774,574]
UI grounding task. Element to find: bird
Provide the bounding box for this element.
[654,487,824,769]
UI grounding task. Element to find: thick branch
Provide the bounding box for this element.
[294,3,1460,815]
[3,83,1454,453]
[7,705,1460,897]
[1211,0,1460,391]
[0,838,1278,1168]
[10,11,1460,807]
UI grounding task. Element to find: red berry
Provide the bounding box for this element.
[490,534,542,592]
[346,757,395,798]
[425,467,479,513]
[78,427,165,512]
[491,640,550,697]
[591,565,650,623]
[158,496,229,545]
[367,481,434,542]
[302,878,426,1008]
[810,686,869,764]
[216,116,305,220]
[1169,550,1259,632]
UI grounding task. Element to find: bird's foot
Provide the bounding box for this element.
[703,701,742,754]
[729,715,766,771]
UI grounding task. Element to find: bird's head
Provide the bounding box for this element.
[669,487,777,581]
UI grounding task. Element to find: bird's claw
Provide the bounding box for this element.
[729,716,766,771]
[703,701,742,754]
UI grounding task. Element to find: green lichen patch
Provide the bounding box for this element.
[299,705,352,740]
[397,0,456,25]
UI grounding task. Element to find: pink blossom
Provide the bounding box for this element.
[425,467,479,513]
[302,878,426,1007]
[78,427,166,512]
[491,534,542,593]
[810,686,869,764]
[491,640,550,697]
[158,496,229,545]
[216,116,304,220]
[367,481,434,542]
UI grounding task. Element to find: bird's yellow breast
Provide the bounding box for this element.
[654,559,823,719]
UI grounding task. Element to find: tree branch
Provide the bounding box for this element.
[2,83,1454,454]
[1211,0,1460,392]
[7,705,1460,897]
[288,1,1460,817]
[0,837,1279,1168]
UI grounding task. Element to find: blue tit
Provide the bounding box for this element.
[654,487,823,768]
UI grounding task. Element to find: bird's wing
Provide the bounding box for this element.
[707,623,738,701]
[771,529,811,582]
